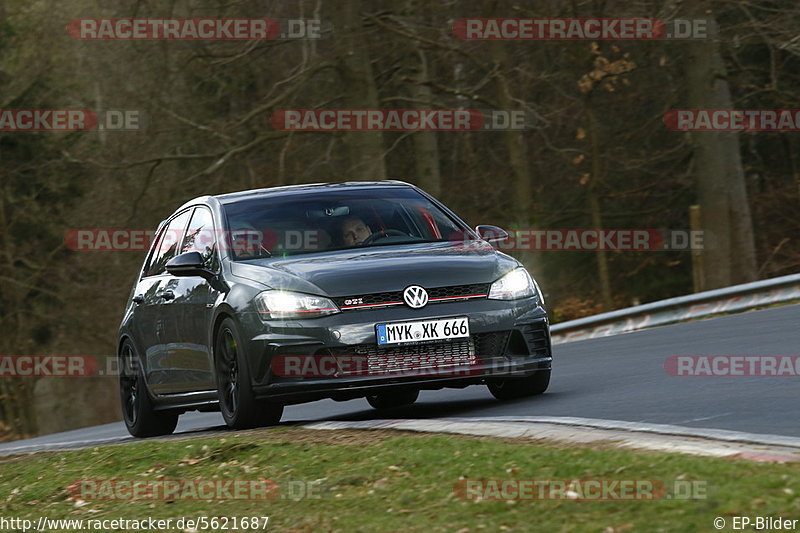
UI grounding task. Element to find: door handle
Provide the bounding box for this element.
[132,294,144,304]
[156,290,175,301]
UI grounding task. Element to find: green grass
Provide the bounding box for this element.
[0,427,798,532]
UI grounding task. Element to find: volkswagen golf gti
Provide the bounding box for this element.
[117,181,552,437]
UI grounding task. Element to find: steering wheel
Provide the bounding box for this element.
[361,229,408,245]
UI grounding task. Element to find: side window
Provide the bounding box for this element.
[144,210,191,277]
[181,207,218,271]
[142,225,166,277]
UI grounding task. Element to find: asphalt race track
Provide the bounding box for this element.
[2,304,798,456]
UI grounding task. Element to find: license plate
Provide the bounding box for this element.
[376,316,470,346]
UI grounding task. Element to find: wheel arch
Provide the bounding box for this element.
[210,304,238,363]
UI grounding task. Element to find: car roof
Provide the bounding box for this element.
[215,180,414,202]
[174,180,416,213]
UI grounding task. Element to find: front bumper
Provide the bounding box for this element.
[242,296,551,403]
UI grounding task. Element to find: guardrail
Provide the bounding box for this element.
[550,273,800,344]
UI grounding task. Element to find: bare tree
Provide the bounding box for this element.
[684,8,757,288]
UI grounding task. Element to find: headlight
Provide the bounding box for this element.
[488,268,538,301]
[254,290,340,319]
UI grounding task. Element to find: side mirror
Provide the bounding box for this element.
[166,251,214,280]
[475,225,509,243]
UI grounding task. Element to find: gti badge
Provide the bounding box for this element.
[403,285,429,309]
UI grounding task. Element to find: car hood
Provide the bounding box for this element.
[229,241,518,296]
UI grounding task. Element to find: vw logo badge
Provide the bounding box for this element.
[403,285,429,309]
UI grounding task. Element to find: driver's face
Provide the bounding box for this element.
[341,218,371,246]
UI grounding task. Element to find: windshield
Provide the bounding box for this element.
[222,187,467,259]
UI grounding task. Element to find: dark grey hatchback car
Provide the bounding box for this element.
[118,181,551,437]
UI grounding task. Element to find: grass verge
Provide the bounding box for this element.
[0,427,798,532]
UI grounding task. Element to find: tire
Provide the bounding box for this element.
[487,369,551,401]
[366,390,420,409]
[119,339,179,438]
[215,317,283,429]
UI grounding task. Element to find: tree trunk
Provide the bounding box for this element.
[586,104,613,310]
[330,1,387,179]
[407,48,442,196]
[684,11,757,288]
[489,40,538,273]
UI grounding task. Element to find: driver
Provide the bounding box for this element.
[230,223,268,259]
[339,216,372,246]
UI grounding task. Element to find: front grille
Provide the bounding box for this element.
[320,332,510,376]
[324,337,473,358]
[368,339,475,375]
[336,291,404,307]
[334,283,490,310]
[428,283,490,300]
[366,355,469,374]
